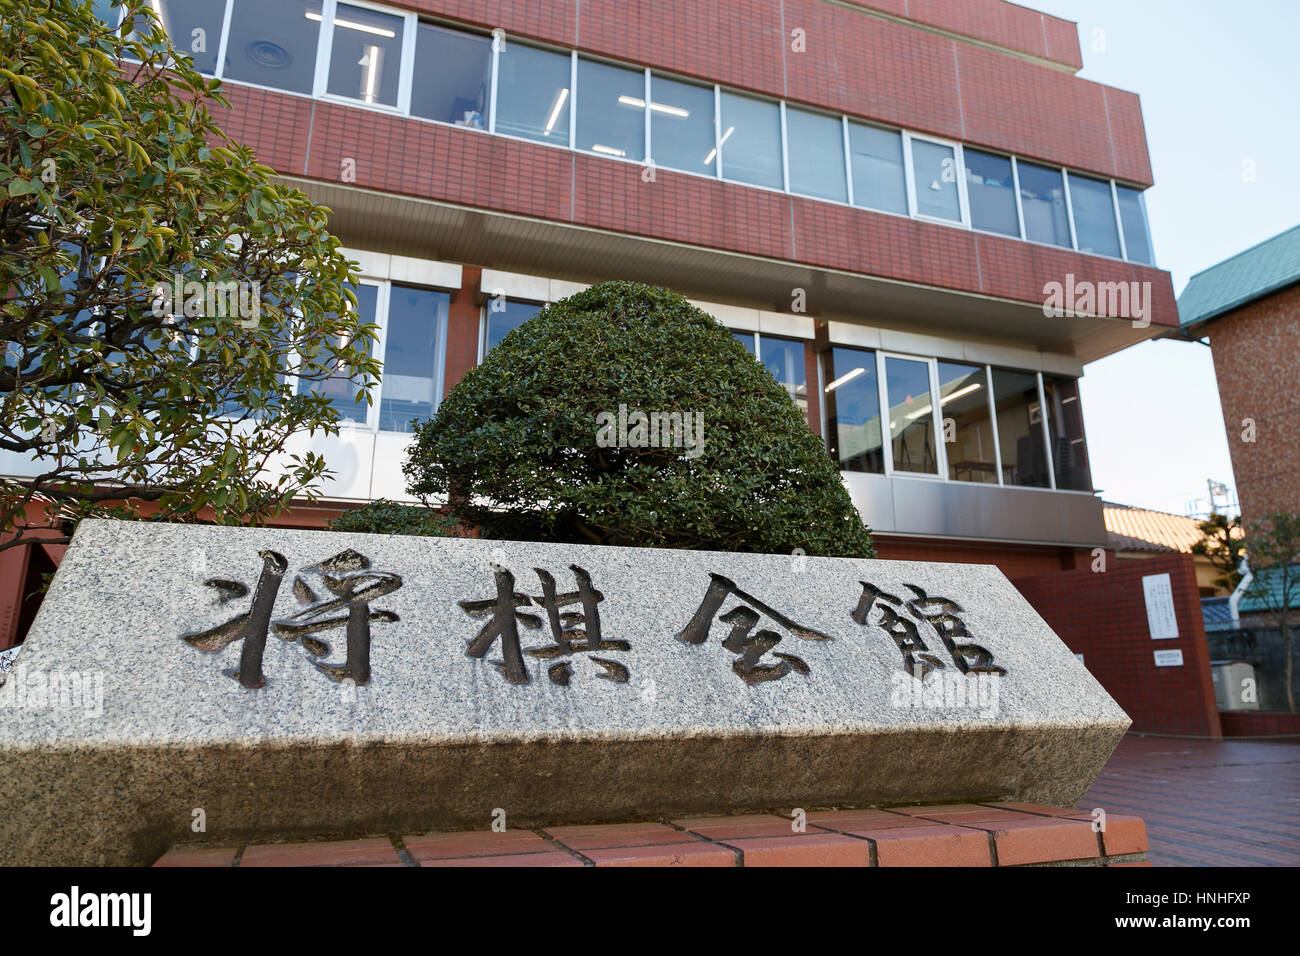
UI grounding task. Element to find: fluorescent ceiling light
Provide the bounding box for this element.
[360,44,380,104]
[305,10,397,39]
[825,367,866,393]
[591,144,626,157]
[617,95,690,118]
[544,87,569,135]
[703,125,734,166]
[940,382,982,405]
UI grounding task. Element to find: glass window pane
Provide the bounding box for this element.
[910,139,961,222]
[410,23,491,127]
[1018,161,1071,248]
[848,122,907,215]
[575,58,645,161]
[484,299,543,354]
[1042,374,1092,491]
[786,108,847,202]
[224,0,322,94]
[732,331,756,354]
[718,92,782,189]
[650,75,716,175]
[326,3,404,107]
[1116,185,1153,265]
[91,1,121,27]
[379,285,448,433]
[495,44,571,146]
[152,0,224,74]
[823,347,884,473]
[991,369,1048,487]
[965,149,1018,237]
[884,356,938,474]
[758,336,806,415]
[937,362,996,483]
[1069,174,1121,257]
[301,282,376,424]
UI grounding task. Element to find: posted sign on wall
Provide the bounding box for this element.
[1142,573,1179,640]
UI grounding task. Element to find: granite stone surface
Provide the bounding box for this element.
[0,519,1130,864]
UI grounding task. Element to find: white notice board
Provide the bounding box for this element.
[1142,573,1179,639]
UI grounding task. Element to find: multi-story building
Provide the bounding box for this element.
[2,0,1181,645]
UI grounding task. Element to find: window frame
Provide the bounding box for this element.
[313,0,415,114]
[875,350,948,481]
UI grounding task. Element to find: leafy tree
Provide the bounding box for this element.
[404,281,875,557]
[326,499,461,538]
[1191,512,1245,591]
[0,0,378,554]
[1244,511,1300,713]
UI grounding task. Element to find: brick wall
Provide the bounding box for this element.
[1014,552,1222,737]
[1218,710,1300,737]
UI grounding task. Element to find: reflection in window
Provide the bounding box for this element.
[495,43,571,146]
[300,282,376,424]
[992,369,1048,487]
[786,107,847,203]
[718,92,782,189]
[884,356,938,474]
[1042,374,1092,491]
[224,0,322,95]
[379,285,448,432]
[823,347,884,473]
[410,22,491,127]
[484,299,543,354]
[1116,185,1153,265]
[326,3,404,107]
[965,149,1018,237]
[649,75,715,175]
[910,139,961,222]
[151,0,225,74]
[1069,174,1121,258]
[937,362,996,483]
[759,336,807,415]
[576,58,645,161]
[1018,161,1071,248]
[732,331,756,355]
[848,123,907,215]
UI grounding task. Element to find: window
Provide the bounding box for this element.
[965,149,1019,237]
[883,356,939,475]
[909,138,961,222]
[325,3,405,107]
[786,108,847,203]
[936,362,997,483]
[1018,161,1071,248]
[483,299,544,354]
[758,336,807,415]
[378,285,448,432]
[991,369,1047,487]
[649,75,715,175]
[151,0,226,74]
[300,282,377,424]
[847,122,907,215]
[718,92,782,189]
[575,58,645,161]
[733,331,756,355]
[495,43,571,146]
[823,347,884,473]
[1041,374,1092,491]
[1116,185,1153,265]
[91,1,120,27]
[224,0,322,95]
[1069,174,1121,258]
[410,22,491,127]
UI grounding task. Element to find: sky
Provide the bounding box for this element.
[1024,0,1300,517]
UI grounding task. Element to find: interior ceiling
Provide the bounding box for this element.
[281,177,1162,364]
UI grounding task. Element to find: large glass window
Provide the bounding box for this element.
[758,336,807,415]
[847,122,907,215]
[937,361,997,483]
[649,75,715,175]
[1018,161,1071,248]
[786,108,847,203]
[300,282,377,424]
[1069,174,1121,258]
[909,138,961,222]
[965,149,1019,237]
[325,3,404,107]
[991,368,1048,487]
[883,356,939,475]
[484,299,544,354]
[575,58,645,161]
[224,0,322,95]
[718,92,783,189]
[732,331,756,355]
[1116,185,1153,265]
[410,22,491,127]
[1042,374,1092,491]
[379,285,448,432]
[151,0,225,74]
[495,43,571,146]
[823,347,884,473]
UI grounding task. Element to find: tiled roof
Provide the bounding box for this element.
[1239,564,1300,614]
[1103,501,1205,554]
[1178,223,1300,330]
[1201,596,1234,632]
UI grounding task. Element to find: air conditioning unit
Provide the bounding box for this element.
[1210,660,1260,711]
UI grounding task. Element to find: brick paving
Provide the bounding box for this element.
[1080,735,1300,867]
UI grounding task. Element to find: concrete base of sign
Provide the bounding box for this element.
[0,521,1130,865]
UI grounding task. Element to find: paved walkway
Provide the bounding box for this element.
[1081,735,1300,866]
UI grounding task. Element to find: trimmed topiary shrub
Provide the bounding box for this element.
[326,499,461,537]
[403,281,874,557]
